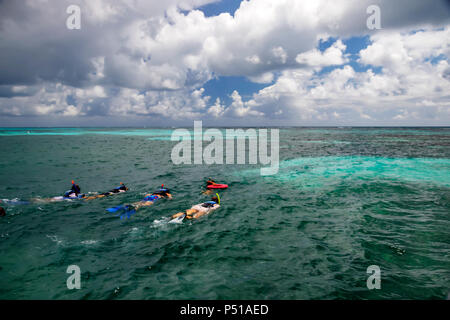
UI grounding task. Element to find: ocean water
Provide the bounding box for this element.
[0,127,449,299]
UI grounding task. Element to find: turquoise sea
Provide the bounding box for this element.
[0,127,449,299]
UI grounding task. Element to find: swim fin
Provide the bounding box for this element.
[106,204,131,213]
[169,213,186,223]
[0,199,30,205]
[118,209,136,219]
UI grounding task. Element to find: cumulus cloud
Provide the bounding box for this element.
[225,90,264,118]
[296,40,348,68]
[238,27,450,124]
[0,0,449,125]
[207,97,225,118]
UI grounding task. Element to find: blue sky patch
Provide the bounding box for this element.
[202,75,268,104]
[198,0,243,17]
[426,54,448,65]
[343,36,371,55]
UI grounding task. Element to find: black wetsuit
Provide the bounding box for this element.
[64,184,81,197]
[151,189,171,198]
[71,184,81,195]
[101,185,127,196]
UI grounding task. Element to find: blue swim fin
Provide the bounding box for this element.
[106,204,128,213]
[126,209,136,218]
[118,208,136,219]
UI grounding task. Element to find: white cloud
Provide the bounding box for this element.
[232,27,450,124]
[108,86,212,119]
[207,97,225,118]
[296,40,348,68]
[245,55,261,65]
[248,72,274,84]
[0,0,449,125]
[225,90,264,118]
[272,47,288,64]
[0,83,103,117]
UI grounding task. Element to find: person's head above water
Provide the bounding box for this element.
[152,184,170,196]
[70,180,81,194]
[211,196,219,203]
[119,182,128,191]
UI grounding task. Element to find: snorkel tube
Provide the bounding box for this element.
[216,193,220,205]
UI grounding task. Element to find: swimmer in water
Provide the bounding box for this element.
[171,195,220,220]
[132,185,172,210]
[30,180,85,203]
[202,178,222,195]
[65,180,82,198]
[84,182,128,200]
[106,184,172,214]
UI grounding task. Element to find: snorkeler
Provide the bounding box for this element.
[135,185,172,209]
[84,182,128,200]
[106,184,172,214]
[171,195,220,220]
[28,180,85,202]
[202,178,228,195]
[63,180,84,199]
[31,181,125,203]
[4,182,128,206]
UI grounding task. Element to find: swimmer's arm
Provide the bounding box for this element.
[166,193,172,198]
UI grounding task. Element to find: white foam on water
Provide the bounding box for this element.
[168,215,185,224]
[1,198,22,204]
[46,234,65,246]
[152,217,173,228]
[81,240,99,245]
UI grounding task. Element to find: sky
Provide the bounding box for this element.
[0,0,449,127]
